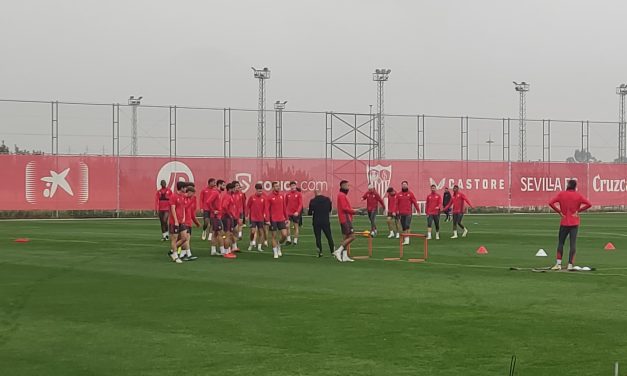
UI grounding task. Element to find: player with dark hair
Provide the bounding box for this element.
[548,179,592,270]
[385,187,400,239]
[167,180,188,263]
[333,180,357,263]
[208,179,224,256]
[308,189,334,258]
[219,182,238,259]
[267,181,289,259]
[180,184,199,261]
[285,181,303,245]
[442,187,452,222]
[396,181,420,245]
[232,181,246,249]
[155,179,172,241]
[362,183,385,237]
[442,185,474,239]
[425,184,442,240]
[247,183,267,252]
[200,178,216,240]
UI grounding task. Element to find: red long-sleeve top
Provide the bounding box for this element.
[184,196,200,227]
[386,193,398,215]
[199,186,212,211]
[247,193,268,222]
[425,192,443,215]
[267,191,287,222]
[337,191,356,224]
[548,190,592,226]
[443,192,473,214]
[220,192,238,219]
[362,190,385,211]
[205,188,221,218]
[285,190,303,216]
[396,190,420,215]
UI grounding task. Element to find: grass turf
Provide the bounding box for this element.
[1,213,626,375]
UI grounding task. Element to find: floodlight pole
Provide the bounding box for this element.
[373,69,391,160]
[513,82,529,161]
[128,95,142,155]
[274,100,287,158]
[252,67,271,158]
[617,84,627,162]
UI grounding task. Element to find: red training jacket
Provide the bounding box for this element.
[184,196,200,226]
[205,188,221,218]
[548,190,592,226]
[267,190,287,222]
[443,192,473,214]
[362,190,385,211]
[285,190,303,216]
[337,191,356,224]
[425,192,443,215]
[168,192,186,224]
[386,193,398,215]
[396,190,420,215]
[247,193,268,222]
[199,186,212,211]
[220,192,238,219]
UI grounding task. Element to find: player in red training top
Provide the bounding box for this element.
[167,181,187,264]
[247,183,267,252]
[548,179,592,271]
[199,178,215,241]
[442,185,474,239]
[425,184,443,240]
[396,181,421,245]
[155,179,172,241]
[333,180,357,263]
[266,181,289,259]
[179,184,200,261]
[219,182,238,259]
[385,187,400,239]
[233,181,247,242]
[285,181,303,245]
[362,183,385,237]
[207,179,224,256]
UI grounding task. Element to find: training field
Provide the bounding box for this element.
[1,213,626,375]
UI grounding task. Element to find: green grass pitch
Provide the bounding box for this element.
[1,213,626,375]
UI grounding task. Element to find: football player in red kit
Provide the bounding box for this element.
[180,184,200,261]
[442,185,474,239]
[362,184,385,237]
[266,181,289,259]
[155,180,172,241]
[167,181,187,264]
[425,184,443,240]
[396,181,421,245]
[219,182,238,259]
[333,180,357,263]
[285,181,303,245]
[385,187,400,239]
[247,183,267,252]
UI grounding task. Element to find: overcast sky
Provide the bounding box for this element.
[1,0,625,161]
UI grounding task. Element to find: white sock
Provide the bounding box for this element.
[162,232,167,237]
[238,231,242,238]
[453,231,458,236]
[273,247,278,254]
[187,249,192,257]
[251,240,256,246]
[220,246,226,255]
[427,231,431,237]
[294,238,298,244]
[165,232,170,237]
[208,233,213,241]
[233,242,238,249]
[211,246,217,253]
[287,235,292,242]
[337,245,344,252]
[556,259,562,265]
[257,244,262,251]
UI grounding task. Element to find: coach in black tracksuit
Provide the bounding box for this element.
[308,190,335,257]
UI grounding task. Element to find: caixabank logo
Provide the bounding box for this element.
[25,161,89,205]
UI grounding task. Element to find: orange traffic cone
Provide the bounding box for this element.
[476,246,488,255]
[14,238,30,243]
[604,242,616,251]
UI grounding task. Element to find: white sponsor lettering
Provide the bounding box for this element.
[235,172,327,193]
[519,177,577,192]
[592,175,627,192]
[429,177,505,190]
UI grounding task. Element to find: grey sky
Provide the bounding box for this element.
[1,0,626,161]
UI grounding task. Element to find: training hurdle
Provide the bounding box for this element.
[383,233,428,262]
[347,231,373,259]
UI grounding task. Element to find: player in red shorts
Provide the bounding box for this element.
[219,182,238,259]
[247,183,267,252]
[285,181,303,245]
[333,180,357,263]
[266,181,289,259]
[155,179,172,241]
[168,181,187,263]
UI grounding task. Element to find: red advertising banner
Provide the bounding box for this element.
[1,155,625,211]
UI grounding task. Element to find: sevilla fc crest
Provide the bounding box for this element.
[367,164,392,198]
